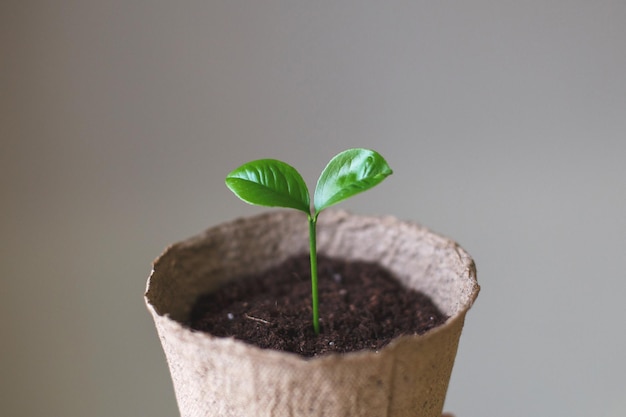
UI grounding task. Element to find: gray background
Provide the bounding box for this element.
[2,1,625,416]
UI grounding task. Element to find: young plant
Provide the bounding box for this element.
[225,148,392,335]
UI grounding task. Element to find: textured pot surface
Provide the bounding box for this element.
[145,210,479,417]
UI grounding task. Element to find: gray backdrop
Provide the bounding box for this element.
[2,1,625,416]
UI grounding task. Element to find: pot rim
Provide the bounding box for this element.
[145,209,479,364]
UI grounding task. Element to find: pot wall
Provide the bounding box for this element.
[145,210,479,417]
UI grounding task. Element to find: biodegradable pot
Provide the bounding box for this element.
[145,210,479,417]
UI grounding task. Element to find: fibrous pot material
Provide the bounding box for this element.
[145,210,479,417]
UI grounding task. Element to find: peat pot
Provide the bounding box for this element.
[145,210,479,417]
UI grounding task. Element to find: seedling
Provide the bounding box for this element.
[225,148,392,335]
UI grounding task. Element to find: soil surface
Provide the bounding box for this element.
[188,254,447,357]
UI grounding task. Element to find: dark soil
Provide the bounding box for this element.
[188,254,447,357]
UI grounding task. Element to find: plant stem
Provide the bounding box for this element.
[308,214,320,335]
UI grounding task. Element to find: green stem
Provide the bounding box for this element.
[308,214,320,335]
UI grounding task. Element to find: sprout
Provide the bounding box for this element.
[225,148,392,335]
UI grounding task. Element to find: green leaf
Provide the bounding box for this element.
[225,159,310,213]
[314,148,392,214]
